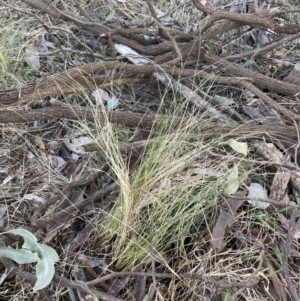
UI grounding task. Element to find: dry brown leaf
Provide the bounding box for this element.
[66,223,95,256]
[264,260,287,301]
[211,191,246,250]
[269,167,291,200]
[133,272,146,301]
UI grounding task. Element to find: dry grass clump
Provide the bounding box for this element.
[0,9,45,88]
[73,90,269,298]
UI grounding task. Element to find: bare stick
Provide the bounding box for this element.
[147,249,157,301]
[86,271,202,287]
[208,151,300,172]
[281,204,300,301]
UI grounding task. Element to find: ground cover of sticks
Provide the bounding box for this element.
[1,0,300,300]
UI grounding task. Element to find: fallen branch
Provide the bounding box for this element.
[203,53,300,97]
[1,102,298,142]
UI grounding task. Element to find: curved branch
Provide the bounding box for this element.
[192,0,300,34]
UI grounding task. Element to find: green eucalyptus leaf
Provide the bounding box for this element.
[34,245,58,291]
[33,244,59,291]
[1,228,59,291]
[0,247,40,264]
[5,229,40,253]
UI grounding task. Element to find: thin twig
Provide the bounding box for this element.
[86,271,202,287]
[281,204,300,301]
[217,250,264,291]
[227,32,300,61]
[208,150,300,172]
[145,0,182,65]
[73,0,95,22]
[227,194,290,206]
[147,249,157,301]
[219,251,265,301]
[32,183,117,230]
[37,47,105,59]
[227,227,270,250]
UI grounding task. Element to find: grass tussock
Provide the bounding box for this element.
[0,12,45,88]
[78,90,255,273]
